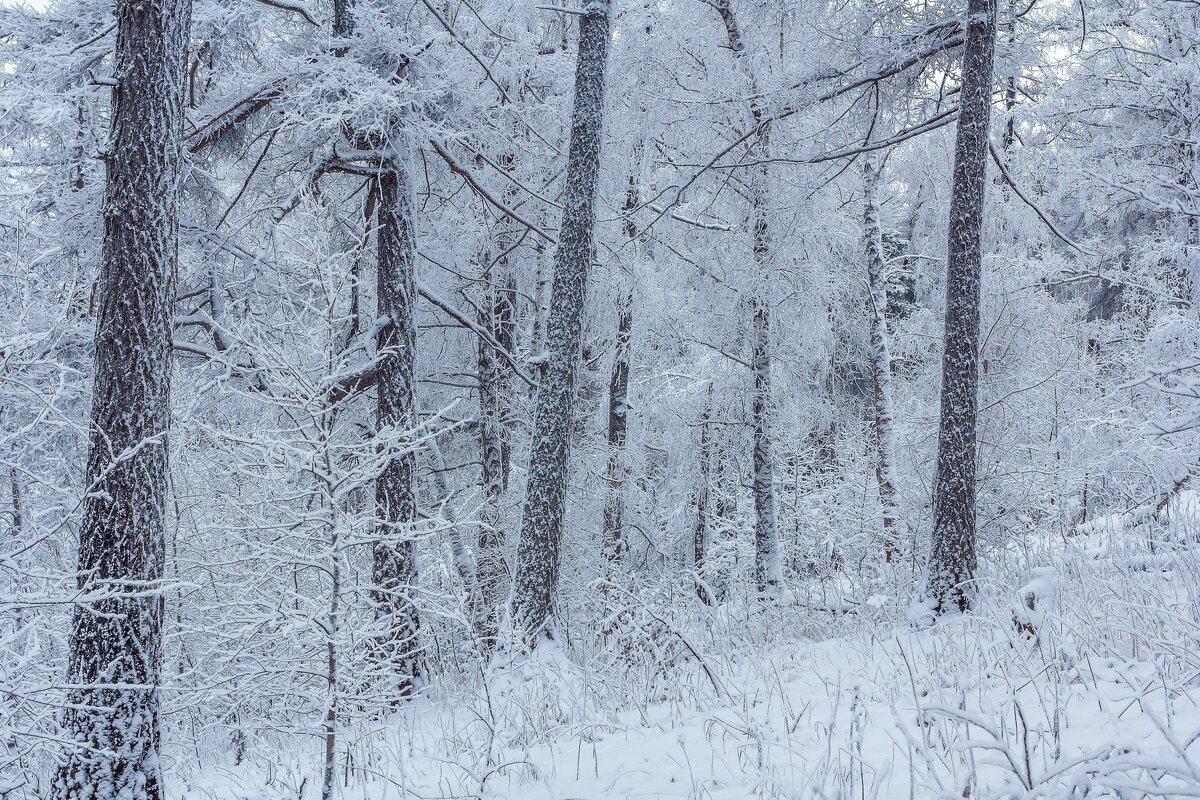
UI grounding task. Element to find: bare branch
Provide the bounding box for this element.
[429,139,557,244]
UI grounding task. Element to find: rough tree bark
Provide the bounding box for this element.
[862,156,900,561]
[601,291,633,566]
[710,0,784,596]
[600,160,642,567]
[476,162,518,642]
[509,0,613,646]
[694,386,714,605]
[372,132,422,699]
[924,0,997,615]
[54,0,192,796]
[331,0,424,702]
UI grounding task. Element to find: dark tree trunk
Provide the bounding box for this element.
[509,0,612,647]
[329,0,423,702]
[55,0,191,796]
[711,0,783,597]
[477,227,517,642]
[694,387,714,605]
[601,291,633,566]
[924,0,997,615]
[372,146,422,699]
[600,158,643,569]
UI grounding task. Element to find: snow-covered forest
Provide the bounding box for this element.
[2,0,1200,796]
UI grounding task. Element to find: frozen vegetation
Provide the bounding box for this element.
[2,0,1200,797]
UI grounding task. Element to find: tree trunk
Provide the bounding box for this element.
[54,0,191,796]
[750,291,783,595]
[601,291,633,566]
[330,0,423,701]
[509,0,612,646]
[863,157,900,562]
[694,387,714,605]
[477,226,517,643]
[321,501,342,800]
[372,139,422,700]
[600,156,643,569]
[711,0,783,597]
[924,0,997,615]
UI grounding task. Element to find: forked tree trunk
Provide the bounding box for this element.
[509,0,613,646]
[55,0,191,797]
[925,0,998,615]
[862,157,900,561]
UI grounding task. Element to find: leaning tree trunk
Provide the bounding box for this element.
[711,0,783,597]
[372,135,422,700]
[509,0,613,647]
[54,0,191,797]
[862,157,900,561]
[925,0,997,615]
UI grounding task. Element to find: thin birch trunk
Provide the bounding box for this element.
[863,157,900,561]
[321,450,342,800]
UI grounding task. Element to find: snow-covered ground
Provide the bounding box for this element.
[176,505,1200,800]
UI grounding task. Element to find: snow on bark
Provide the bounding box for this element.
[329,0,422,702]
[862,156,900,561]
[694,385,714,605]
[601,290,633,567]
[710,0,783,597]
[54,0,192,797]
[751,292,784,595]
[924,0,997,616]
[477,212,518,643]
[601,160,642,569]
[372,133,423,700]
[509,0,613,646]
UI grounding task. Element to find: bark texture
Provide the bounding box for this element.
[601,292,633,566]
[712,0,784,596]
[372,140,422,699]
[330,0,423,701]
[694,387,714,605]
[476,223,517,642]
[925,0,998,614]
[863,157,900,561]
[54,0,192,796]
[509,0,612,645]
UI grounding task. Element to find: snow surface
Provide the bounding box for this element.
[175,519,1200,800]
